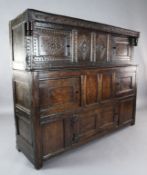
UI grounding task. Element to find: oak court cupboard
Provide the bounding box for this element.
[9,9,139,169]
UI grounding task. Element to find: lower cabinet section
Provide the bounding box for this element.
[41,98,136,158]
[16,97,136,163]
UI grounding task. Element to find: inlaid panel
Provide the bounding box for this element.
[95,33,107,62]
[39,76,81,115]
[33,26,72,63]
[77,30,91,61]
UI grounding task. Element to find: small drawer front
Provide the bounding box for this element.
[39,76,81,116]
[115,72,136,97]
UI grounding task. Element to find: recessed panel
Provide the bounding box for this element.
[42,120,64,156]
[39,76,81,115]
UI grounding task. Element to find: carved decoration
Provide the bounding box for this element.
[33,27,71,62]
[95,34,107,61]
[78,32,91,61]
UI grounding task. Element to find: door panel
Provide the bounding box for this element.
[71,109,99,144]
[110,36,132,62]
[119,98,135,125]
[115,72,136,97]
[39,76,81,115]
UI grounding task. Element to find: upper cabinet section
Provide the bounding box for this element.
[10,9,139,70]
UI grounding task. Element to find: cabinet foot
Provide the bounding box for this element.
[131,120,135,126]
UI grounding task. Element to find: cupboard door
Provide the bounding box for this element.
[71,109,99,144]
[32,23,72,68]
[110,36,132,62]
[98,104,118,131]
[119,98,135,125]
[99,71,115,101]
[115,71,136,97]
[39,76,81,115]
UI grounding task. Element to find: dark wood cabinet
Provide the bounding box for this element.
[10,9,139,169]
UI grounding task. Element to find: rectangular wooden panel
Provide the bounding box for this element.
[98,104,118,131]
[95,33,108,62]
[71,109,99,144]
[99,71,115,101]
[85,73,98,105]
[18,117,32,145]
[119,98,135,125]
[33,24,72,63]
[42,120,64,156]
[110,36,132,62]
[39,76,81,115]
[12,23,26,63]
[77,30,91,62]
[115,72,136,97]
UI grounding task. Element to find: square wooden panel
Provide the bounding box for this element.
[39,76,81,115]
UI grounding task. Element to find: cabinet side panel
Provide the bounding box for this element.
[13,70,34,159]
[11,23,26,69]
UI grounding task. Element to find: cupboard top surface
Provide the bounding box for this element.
[10,9,139,38]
